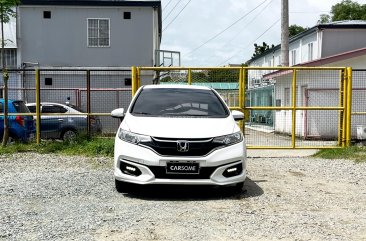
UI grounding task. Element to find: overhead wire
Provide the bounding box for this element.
[217,18,280,66]
[162,0,181,22]
[163,0,192,32]
[184,0,269,57]
[205,0,274,62]
[163,0,174,11]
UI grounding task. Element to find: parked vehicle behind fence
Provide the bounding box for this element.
[0,99,35,143]
[26,102,102,141]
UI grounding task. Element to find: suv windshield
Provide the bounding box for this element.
[131,88,229,118]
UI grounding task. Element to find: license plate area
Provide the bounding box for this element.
[166,162,200,174]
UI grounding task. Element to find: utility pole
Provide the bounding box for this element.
[281,0,289,66]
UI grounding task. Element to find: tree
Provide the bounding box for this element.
[289,24,308,38]
[318,14,331,24]
[252,42,275,58]
[1,0,19,147]
[207,69,239,82]
[318,0,366,23]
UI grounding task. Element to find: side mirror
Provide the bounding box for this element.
[111,108,125,120]
[232,110,244,121]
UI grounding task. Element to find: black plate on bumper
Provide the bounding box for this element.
[166,162,200,174]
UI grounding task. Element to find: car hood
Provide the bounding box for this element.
[122,115,238,138]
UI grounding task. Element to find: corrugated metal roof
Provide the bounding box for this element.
[160,82,239,90]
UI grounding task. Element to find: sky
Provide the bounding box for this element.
[160,0,366,67]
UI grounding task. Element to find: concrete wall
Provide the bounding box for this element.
[18,5,158,67]
[322,29,366,58]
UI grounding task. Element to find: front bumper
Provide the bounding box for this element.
[114,138,246,186]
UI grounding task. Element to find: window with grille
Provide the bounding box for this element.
[87,18,110,47]
[0,49,17,68]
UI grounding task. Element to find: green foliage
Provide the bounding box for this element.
[192,71,208,82]
[207,69,239,82]
[0,137,115,157]
[318,0,366,23]
[318,14,331,24]
[252,42,275,58]
[289,24,308,38]
[314,146,366,163]
[0,0,19,23]
[160,75,172,82]
[331,0,366,21]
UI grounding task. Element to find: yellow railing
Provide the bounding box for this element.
[132,66,353,149]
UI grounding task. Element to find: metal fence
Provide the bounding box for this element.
[0,69,133,143]
[134,66,352,149]
[0,67,360,149]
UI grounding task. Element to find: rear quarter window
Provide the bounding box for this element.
[13,101,30,113]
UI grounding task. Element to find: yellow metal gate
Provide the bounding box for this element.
[132,66,352,149]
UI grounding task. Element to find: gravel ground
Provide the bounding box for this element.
[0,153,366,241]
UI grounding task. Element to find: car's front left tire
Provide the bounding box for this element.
[115,179,133,193]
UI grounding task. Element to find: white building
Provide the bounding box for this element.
[245,21,366,139]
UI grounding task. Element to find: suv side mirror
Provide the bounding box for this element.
[111,108,125,120]
[232,110,244,121]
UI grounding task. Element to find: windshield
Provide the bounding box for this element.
[131,88,229,118]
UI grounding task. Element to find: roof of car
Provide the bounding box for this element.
[143,84,212,90]
[26,102,70,107]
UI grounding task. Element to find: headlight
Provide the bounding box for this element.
[212,132,243,146]
[118,129,152,144]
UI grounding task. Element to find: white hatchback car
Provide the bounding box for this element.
[111,85,246,193]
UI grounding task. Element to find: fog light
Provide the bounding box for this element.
[120,162,142,177]
[223,163,243,178]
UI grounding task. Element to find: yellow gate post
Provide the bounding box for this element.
[188,69,192,85]
[346,67,353,147]
[35,69,41,145]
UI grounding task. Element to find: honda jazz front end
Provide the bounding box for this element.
[111,85,246,192]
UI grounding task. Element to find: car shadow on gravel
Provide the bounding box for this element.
[123,177,263,201]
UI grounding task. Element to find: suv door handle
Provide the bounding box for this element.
[58,119,64,122]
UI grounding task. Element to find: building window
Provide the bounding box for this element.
[291,50,297,66]
[45,78,52,86]
[308,42,314,61]
[124,12,131,19]
[43,11,51,19]
[124,78,132,86]
[87,18,110,47]
[0,49,17,68]
[284,88,290,106]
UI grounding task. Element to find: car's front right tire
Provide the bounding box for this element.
[115,179,133,193]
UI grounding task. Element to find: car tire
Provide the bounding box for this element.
[61,129,77,142]
[115,179,133,193]
[233,181,244,193]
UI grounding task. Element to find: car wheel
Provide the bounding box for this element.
[115,179,133,193]
[232,182,244,193]
[7,135,18,145]
[61,129,77,142]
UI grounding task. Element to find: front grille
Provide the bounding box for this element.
[149,166,217,179]
[141,137,222,156]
